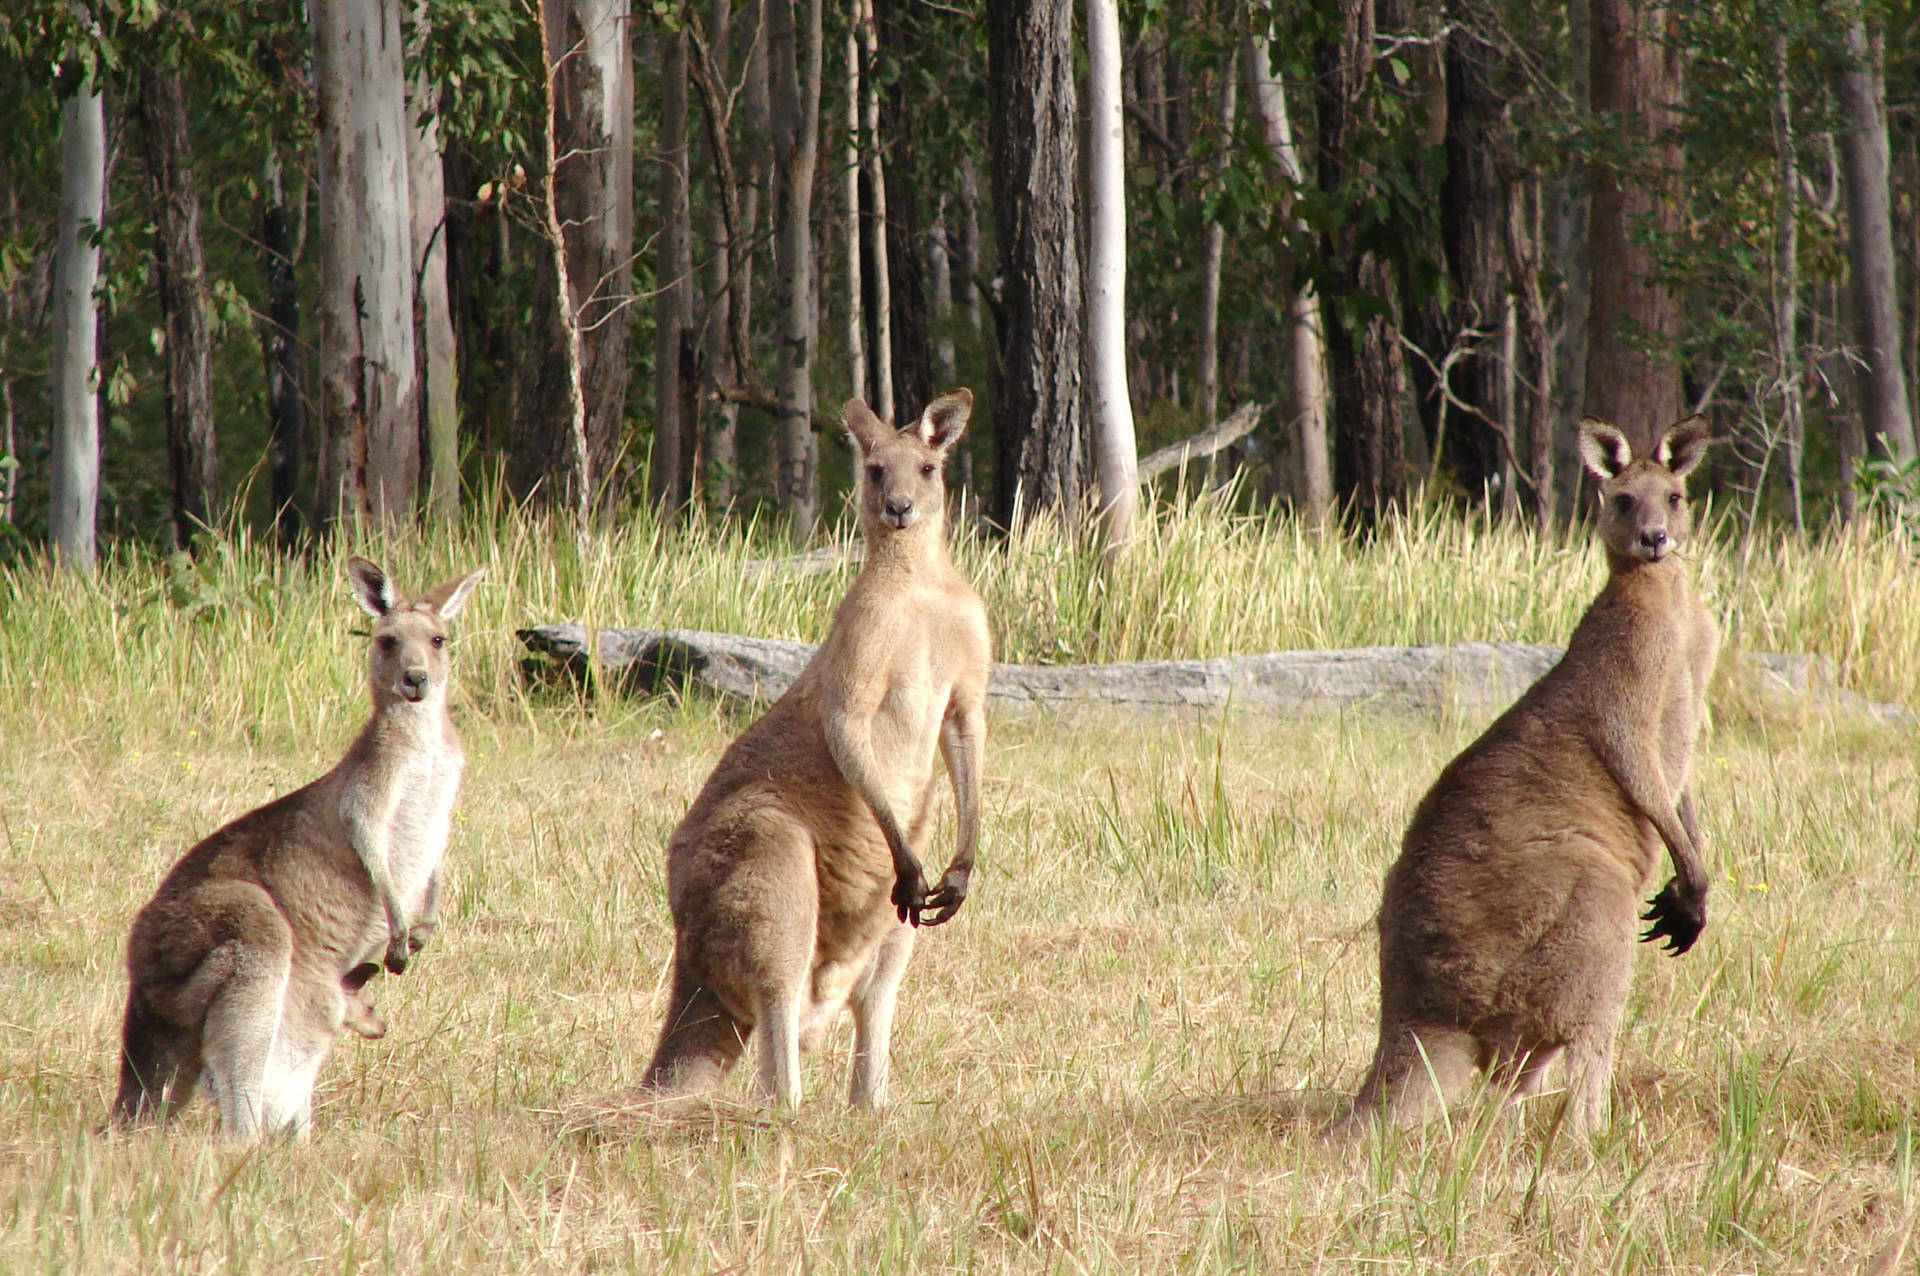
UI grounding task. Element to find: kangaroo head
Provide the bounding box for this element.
[1579,415,1711,566]
[347,558,485,707]
[844,388,972,537]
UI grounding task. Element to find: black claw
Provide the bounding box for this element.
[1639,882,1704,955]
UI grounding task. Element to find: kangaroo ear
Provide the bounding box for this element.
[1578,417,1634,481]
[913,388,974,454]
[348,558,396,618]
[844,399,891,456]
[418,566,485,620]
[1653,415,1711,479]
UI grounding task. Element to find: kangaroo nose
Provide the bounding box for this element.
[401,669,428,695]
[1640,528,1668,552]
[884,497,913,520]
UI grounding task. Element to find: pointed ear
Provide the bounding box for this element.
[913,388,973,454]
[1578,417,1634,481]
[844,399,891,456]
[417,567,485,620]
[1653,415,1712,479]
[347,558,396,618]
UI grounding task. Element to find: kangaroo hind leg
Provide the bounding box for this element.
[113,993,202,1129]
[639,963,749,1098]
[1331,1021,1481,1139]
[197,899,295,1140]
[847,925,914,1110]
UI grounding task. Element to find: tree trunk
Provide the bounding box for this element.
[929,194,957,388]
[511,0,634,515]
[701,0,756,513]
[1771,33,1805,533]
[986,0,1084,530]
[1244,32,1332,525]
[1316,0,1410,528]
[843,18,868,410]
[1432,17,1508,499]
[652,14,695,516]
[260,149,306,550]
[1197,68,1236,432]
[1549,0,1591,518]
[407,9,461,522]
[1087,0,1136,552]
[1585,0,1685,453]
[1833,15,1917,469]
[874,0,930,421]
[136,68,219,550]
[313,0,421,533]
[50,62,104,571]
[769,0,822,533]
[958,155,984,338]
[856,0,894,419]
[1501,176,1557,531]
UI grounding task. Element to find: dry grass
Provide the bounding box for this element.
[0,503,1916,1272]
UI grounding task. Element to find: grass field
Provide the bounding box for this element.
[1,502,1917,1273]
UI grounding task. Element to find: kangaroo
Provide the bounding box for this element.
[1331,415,1717,1138]
[638,389,990,1110]
[113,558,483,1138]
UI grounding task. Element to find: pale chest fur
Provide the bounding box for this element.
[383,745,464,912]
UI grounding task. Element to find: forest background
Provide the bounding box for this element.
[4,0,1920,559]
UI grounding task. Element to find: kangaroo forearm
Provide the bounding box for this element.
[1668,792,1708,896]
[826,720,914,860]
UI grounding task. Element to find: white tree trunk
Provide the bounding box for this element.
[929,194,957,387]
[313,0,421,533]
[1086,0,1136,551]
[1244,33,1332,526]
[408,7,460,522]
[1834,17,1916,467]
[50,67,104,571]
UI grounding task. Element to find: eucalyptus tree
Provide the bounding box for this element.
[312,0,420,532]
[985,0,1084,530]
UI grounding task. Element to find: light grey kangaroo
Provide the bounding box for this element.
[113,557,483,1139]
[639,390,990,1110]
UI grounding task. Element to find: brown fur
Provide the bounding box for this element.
[1332,415,1718,1137]
[639,389,990,1109]
[112,559,482,1138]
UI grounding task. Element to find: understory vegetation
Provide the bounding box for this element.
[0,508,1916,1272]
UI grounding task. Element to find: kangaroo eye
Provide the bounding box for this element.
[920,464,936,478]
[1613,494,1633,514]
[867,465,885,485]
[431,635,445,649]
[1667,492,1682,509]
[378,635,399,654]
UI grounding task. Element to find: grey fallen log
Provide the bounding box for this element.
[518,623,1912,723]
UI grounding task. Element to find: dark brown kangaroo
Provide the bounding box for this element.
[1332,415,1717,1137]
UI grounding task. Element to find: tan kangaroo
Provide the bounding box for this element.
[639,389,990,1110]
[113,558,483,1139]
[1331,415,1717,1137]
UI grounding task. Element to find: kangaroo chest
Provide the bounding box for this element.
[385,749,463,911]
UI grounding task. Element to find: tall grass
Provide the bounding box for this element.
[0,501,1916,1272]
[2,493,1915,761]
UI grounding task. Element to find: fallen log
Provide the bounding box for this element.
[516,624,1913,724]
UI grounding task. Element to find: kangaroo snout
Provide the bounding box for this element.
[400,668,429,700]
[1638,528,1669,558]
[883,496,915,527]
